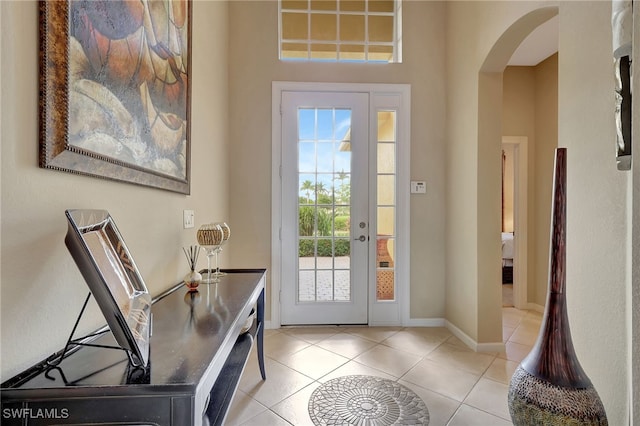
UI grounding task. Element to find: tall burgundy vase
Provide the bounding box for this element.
[507,148,607,425]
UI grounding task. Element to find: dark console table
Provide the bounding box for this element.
[1,269,266,426]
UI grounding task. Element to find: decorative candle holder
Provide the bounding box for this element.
[197,223,224,283]
[211,222,230,277]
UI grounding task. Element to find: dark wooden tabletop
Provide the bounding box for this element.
[4,269,266,393]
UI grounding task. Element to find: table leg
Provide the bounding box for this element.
[257,288,266,380]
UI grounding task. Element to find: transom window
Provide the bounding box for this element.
[279,0,402,63]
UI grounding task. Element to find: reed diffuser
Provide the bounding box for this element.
[182,245,202,291]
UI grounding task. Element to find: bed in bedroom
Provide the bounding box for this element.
[502,232,514,283]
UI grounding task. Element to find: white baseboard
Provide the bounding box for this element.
[268,318,506,353]
[526,303,545,313]
[403,318,446,327]
[477,341,506,352]
[266,319,448,329]
[445,320,506,353]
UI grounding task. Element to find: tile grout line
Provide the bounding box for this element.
[234,308,540,425]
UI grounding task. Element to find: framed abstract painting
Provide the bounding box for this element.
[39,0,192,194]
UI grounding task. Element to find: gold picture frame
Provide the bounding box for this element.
[39,1,192,194]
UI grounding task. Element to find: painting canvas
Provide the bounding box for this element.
[39,0,192,194]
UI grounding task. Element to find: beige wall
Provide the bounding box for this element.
[503,65,538,304]
[559,2,628,422]
[445,1,552,346]
[503,53,558,307]
[1,1,634,420]
[533,53,559,305]
[632,2,640,420]
[227,0,448,321]
[448,1,629,422]
[0,1,230,380]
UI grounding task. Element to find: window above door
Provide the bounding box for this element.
[279,0,403,63]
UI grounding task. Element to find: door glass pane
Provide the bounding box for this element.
[377,143,395,173]
[334,150,351,173]
[299,109,316,139]
[299,175,316,204]
[334,269,350,301]
[316,238,333,268]
[297,107,352,303]
[317,109,334,140]
[377,175,395,205]
[316,144,334,173]
[377,206,395,236]
[376,111,396,301]
[316,270,334,300]
[334,173,351,207]
[299,143,316,173]
[299,270,315,301]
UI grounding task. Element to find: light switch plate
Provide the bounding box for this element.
[183,210,195,229]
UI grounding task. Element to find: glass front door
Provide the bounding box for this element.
[280,91,369,325]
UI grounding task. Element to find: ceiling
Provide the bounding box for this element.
[508,16,559,66]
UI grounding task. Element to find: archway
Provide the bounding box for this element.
[476,6,558,342]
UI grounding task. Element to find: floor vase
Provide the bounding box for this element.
[507,148,607,425]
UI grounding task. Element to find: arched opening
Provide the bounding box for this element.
[476,6,559,342]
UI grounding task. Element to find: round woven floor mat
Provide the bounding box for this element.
[308,375,430,425]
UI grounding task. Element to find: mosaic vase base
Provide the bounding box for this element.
[508,365,607,426]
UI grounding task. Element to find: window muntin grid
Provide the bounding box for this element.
[280,0,402,63]
[376,110,396,301]
[298,107,353,303]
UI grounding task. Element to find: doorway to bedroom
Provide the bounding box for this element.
[502,143,515,307]
[502,136,528,309]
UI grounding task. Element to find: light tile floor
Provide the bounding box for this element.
[226,307,542,426]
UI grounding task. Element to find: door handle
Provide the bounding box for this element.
[354,235,367,242]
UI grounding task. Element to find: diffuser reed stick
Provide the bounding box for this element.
[182,245,202,291]
[183,245,200,273]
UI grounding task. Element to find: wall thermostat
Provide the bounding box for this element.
[411,181,426,194]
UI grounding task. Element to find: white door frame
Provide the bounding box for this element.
[271,81,411,328]
[502,136,528,310]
